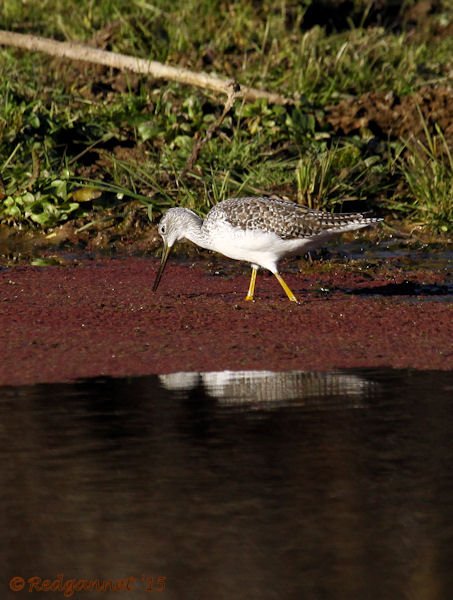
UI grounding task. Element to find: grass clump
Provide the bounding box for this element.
[393,120,453,233]
[295,142,389,210]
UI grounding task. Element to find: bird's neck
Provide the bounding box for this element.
[181,211,210,249]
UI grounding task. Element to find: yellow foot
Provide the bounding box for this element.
[274,272,299,303]
[245,266,258,302]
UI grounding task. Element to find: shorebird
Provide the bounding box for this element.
[152,195,382,302]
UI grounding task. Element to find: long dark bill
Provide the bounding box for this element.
[152,243,171,291]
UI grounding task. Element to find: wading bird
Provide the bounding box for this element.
[153,195,382,303]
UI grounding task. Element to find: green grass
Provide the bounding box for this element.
[392,115,453,233]
[0,0,452,233]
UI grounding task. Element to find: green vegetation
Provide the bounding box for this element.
[0,0,452,234]
[393,116,453,233]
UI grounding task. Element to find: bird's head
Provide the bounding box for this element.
[152,207,200,292]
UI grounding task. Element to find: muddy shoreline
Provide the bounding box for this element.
[1,250,451,387]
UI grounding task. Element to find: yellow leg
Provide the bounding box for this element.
[274,272,299,303]
[245,266,258,301]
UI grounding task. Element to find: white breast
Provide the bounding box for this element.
[207,222,314,272]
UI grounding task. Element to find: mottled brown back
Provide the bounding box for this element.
[204,196,379,240]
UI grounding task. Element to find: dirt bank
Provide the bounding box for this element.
[1,253,451,387]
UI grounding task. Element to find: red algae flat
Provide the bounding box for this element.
[1,256,452,386]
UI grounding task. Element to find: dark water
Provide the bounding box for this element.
[1,369,453,599]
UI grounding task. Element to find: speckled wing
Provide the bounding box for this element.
[205,196,379,240]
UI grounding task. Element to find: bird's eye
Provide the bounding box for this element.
[159,224,166,235]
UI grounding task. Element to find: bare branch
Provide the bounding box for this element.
[0,30,293,105]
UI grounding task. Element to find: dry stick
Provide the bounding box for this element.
[26,148,41,191]
[0,30,292,105]
[182,81,241,177]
